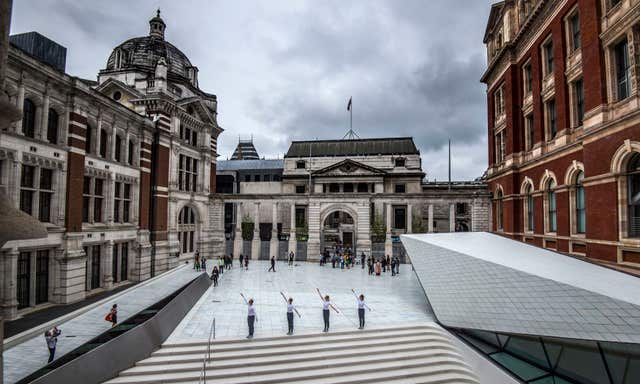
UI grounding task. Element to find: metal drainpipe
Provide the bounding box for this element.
[149,127,160,277]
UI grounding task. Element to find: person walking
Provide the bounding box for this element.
[211,266,219,286]
[45,326,62,363]
[240,293,257,338]
[375,260,381,276]
[351,289,372,329]
[239,253,244,268]
[201,257,207,272]
[245,256,249,270]
[280,292,301,335]
[316,288,339,332]
[106,304,118,327]
[268,256,276,272]
[218,256,224,275]
[386,255,391,272]
[360,252,366,269]
[193,251,199,270]
[391,257,396,276]
[288,251,294,266]
[394,256,400,274]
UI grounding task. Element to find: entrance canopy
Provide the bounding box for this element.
[401,232,640,343]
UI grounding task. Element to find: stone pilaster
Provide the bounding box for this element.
[385,203,392,256]
[428,204,434,233]
[449,204,456,232]
[407,204,413,234]
[288,203,297,257]
[270,202,279,259]
[1,249,19,320]
[103,241,114,289]
[233,202,243,258]
[58,233,87,304]
[251,202,261,259]
[307,202,320,260]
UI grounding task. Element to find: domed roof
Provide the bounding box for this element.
[104,10,193,81]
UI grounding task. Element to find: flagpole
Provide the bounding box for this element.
[350,98,352,134]
[448,139,451,191]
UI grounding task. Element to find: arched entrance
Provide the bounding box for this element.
[321,210,356,256]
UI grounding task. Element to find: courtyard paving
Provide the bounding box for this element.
[3,264,198,384]
[170,260,435,341]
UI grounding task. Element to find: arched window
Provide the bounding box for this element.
[547,179,557,232]
[575,171,586,234]
[496,189,504,231]
[47,108,58,144]
[526,184,534,232]
[99,129,108,158]
[628,153,640,237]
[85,124,93,153]
[22,99,36,138]
[178,206,197,254]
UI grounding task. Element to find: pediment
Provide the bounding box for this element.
[178,98,215,126]
[95,78,143,100]
[312,159,386,177]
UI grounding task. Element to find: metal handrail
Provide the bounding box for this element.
[198,317,216,384]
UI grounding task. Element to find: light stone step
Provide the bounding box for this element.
[122,346,462,376]
[163,324,437,348]
[142,334,453,365]
[153,329,446,356]
[131,337,455,370]
[105,356,474,384]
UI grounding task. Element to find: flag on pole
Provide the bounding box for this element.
[347,97,352,111]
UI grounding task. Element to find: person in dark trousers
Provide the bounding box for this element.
[201,257,207,272]
[391,257,396,276]
[360,252,366,269]
[239,254,244,268]
[211,266,219,286]
[351,289,372,329]
[395,256,401,274]
[316,288,339,332]
[268,256,276,272]
[106,304,118,327]
[218,256,224,275]
[240,293,256,338]
[386,255,391,272]
[288,251,294,266]
[245,256,249,270]
[45,326,61,363]
[280,292,301,335]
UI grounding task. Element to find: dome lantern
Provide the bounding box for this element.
[149,8,166,39]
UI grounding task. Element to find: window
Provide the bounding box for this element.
[120,243,128,282]
[20,165,35,215]
[610,0,622,10]
[179,123,198,146]
[456,203,468,215]
[263,174,270,182]
[128,140,134,165]
[273,175,281,182]
[82,176,105,223]
[394,206,407,230]
[395,184,406,193]
[254,175,261,182]
[357,183,369,193]
[523,63,533,94]
[178,206,196,254]
[329,183,339,193]
[543,40,554,75]
[575,171,586,234]
[496,189,503,230]
[112,245,118,284]
[85,125,93,154]
[526,184,534,231]
[296,160,306,169]
[244,175,251,182]
[38,168,53,222]
[574,79,584,126]
[22,99,36,138]
[112,91,122,101]
[394,158,406,167]
[295,185,306,194]
[343,183,354,193]
[494,85,505,119]
[525,114,534,150]
[114,182,132,223]
[495,130,506,164]
[47,109,58,144]
[115,135,122,162]
[99,129,108,158]
[628,153,640,237]
[569,13,581,52]
[35,250,49,304]
[17,252,30,309]
[547,179,557,232]
[295,207,306,228]
[546,99,557,140]
[615,38,631,100]
[178,154,198,192]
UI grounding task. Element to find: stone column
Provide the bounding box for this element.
[15,79,24,133]
[428,204,434,233]
[288,203,297,257]
[251,202,261,259]
[233,202,243,258]
[2,248,19,319]
[385,203,392,256]
[40,90,49,140]
[449,204,456,232]
[270,202,279,260]
[103,241,114,289]
[307,202,321,261]
[28,251,36,306]
[407,204,413,234]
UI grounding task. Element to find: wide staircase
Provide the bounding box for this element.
[104,324,479,384]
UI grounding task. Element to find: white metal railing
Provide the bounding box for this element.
[198,317,215,384]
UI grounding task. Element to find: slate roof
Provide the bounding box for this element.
[285,137,419,158]
[231,140,260,160]
[401,232,640,343]
[217,159,284,171]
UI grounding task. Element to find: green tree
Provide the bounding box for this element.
[241,214,254,241]
[412,213,427,233]
[370,214,386,242]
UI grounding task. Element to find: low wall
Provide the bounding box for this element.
[31,273,211,384]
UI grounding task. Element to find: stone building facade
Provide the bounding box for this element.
[216,138,491,261]
[0,12,223,320]
[482,0,640,268]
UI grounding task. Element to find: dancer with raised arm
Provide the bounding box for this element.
[316,288,339,332]
[240,293,257,338]
[351,289,372,329]
[280,292,301,335]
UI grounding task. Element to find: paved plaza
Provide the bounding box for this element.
[3,264,198,384]
[170,260,435,341]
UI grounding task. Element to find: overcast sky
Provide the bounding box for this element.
[11,0,493,181]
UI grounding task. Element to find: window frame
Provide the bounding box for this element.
[542,38,554,77]
[22,98,36,138]
[614,37,631,101]
[545,99,557,140]
[178,154,199,192]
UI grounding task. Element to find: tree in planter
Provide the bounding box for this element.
[412,213,427,233]
[241,214,254,241]
[370,214,386,243]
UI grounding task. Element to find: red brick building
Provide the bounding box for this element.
[482,0,640,269]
